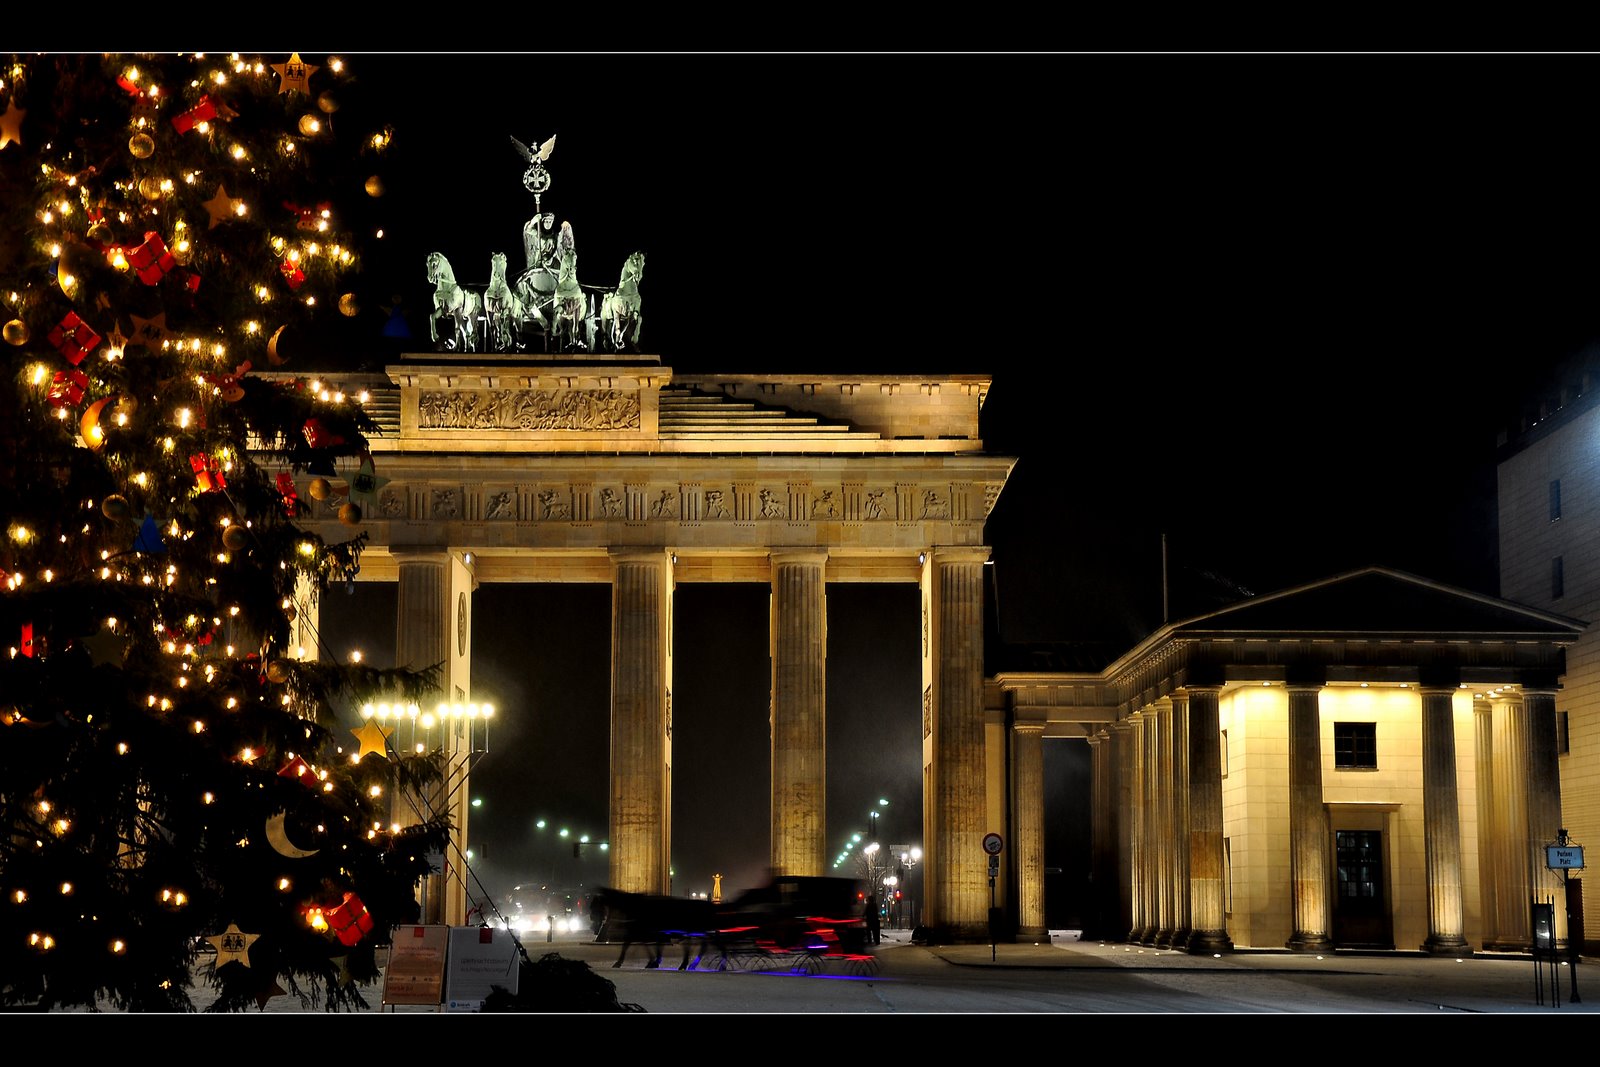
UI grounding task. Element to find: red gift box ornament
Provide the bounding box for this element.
[276,471,299,517]
[47,313,102,366]
[279,256,305,290]
[326,892,374,947]
[48,369,89,408]
[302,417,346,450]
[172,95,217,135]
[190,453,226,492]
[127,232,177,286]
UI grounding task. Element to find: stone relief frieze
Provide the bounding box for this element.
[537,489,571,520]
[923,685,932,739]
[417,388,640,431]
[431,488,460,519]
[332,480,970,527]
[484,490,516,520]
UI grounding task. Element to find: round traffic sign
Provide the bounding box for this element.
[982,832,1004,856]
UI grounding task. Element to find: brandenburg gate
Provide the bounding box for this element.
[291,354,1016,941]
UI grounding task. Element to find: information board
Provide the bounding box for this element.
[381,924,449,1007]
[444,925,521,1012]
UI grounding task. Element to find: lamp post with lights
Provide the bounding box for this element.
[359,697,497,925]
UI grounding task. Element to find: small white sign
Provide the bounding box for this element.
[1547,845,1586,870]
[443,926,521,1013]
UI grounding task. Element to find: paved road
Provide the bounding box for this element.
[34,929,1595,1015]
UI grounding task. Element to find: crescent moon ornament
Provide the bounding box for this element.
[265,811,320,858]
[266,325,287,365]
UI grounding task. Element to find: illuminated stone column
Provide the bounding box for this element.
[1525,688,1567,944]
[1087,729,1120,940]
[1126,709,1147,941]
[1142,703,1161,944]
[1011,721,1047,940]
[1473,698,1504,949]
[1420,686,1469,954]
[1286,684,1333,951]
[1154,698,1175,947]
[1112,720,1135,938]
[1169,692,1191,949]
[1187,686,1233,954]
[609,549,674,896]
[923,547,989,940]
[770,550,827,877]
[1490,696,1531,949]
[393,549,452,924]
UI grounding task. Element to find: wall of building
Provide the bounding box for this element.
[1218,685,1484,950]
[1500,406,1600,948]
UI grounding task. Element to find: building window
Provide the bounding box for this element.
[1334,722,1377,770]
[1551,479,1563,522]
[1553,556,1565,600]
[1558,711,1570,756]
[1220,728,1229,779]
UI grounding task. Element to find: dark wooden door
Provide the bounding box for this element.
[1333,830,1393,948]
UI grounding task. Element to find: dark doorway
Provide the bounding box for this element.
[1333,829,1393,948]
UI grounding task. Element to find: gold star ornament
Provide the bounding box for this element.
[202,185,242,229]
[271,54,319,96]
[352,719,392,759]
[0,98,24,151]
[206,922,260,968]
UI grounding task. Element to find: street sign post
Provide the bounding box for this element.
[983,832,1004,961]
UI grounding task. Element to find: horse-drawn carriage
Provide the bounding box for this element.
[594,875,877,977]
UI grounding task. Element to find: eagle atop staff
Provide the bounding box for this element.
[510,133,558,209]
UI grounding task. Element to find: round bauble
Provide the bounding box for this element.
[265,659,292,684]
[137,176,164,201]
[128,132,155,159]
[317,90,339,114]
[338,293,359,317]
[297,114,322,137]
[338,501,362,526]
[363,175,384,198]
[283,603,297,622]
[222,525,249,551]
[3,319,27,346]
[306,477,333,501]
[101,494,130,520]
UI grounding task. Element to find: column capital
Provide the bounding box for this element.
[1012,721,1047,737]
[608,547,674,566]
[769,549,830,567]
[390,546,451,564]
[927,546,992,566]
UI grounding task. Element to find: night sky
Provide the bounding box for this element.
[310,53,1600,922]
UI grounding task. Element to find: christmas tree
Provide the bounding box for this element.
[0,53,450,1012]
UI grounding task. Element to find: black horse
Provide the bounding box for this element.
[592,887,722,970]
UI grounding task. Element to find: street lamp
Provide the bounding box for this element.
[898,846,922,930]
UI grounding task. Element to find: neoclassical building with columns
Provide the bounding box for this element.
[287,353,1585,950]
[992,567,1584,952]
